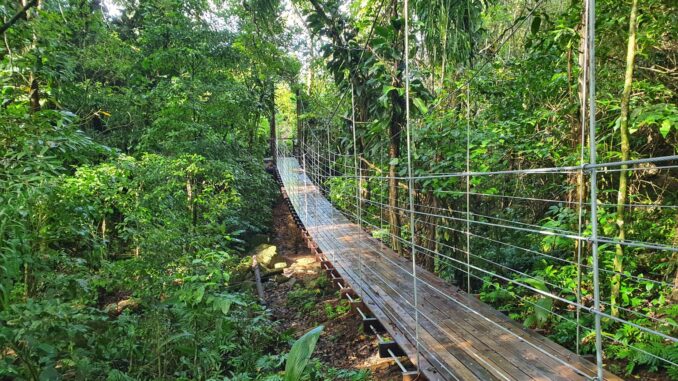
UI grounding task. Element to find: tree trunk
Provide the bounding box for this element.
[671,224,678,303]
[416,190,437,271]
[186,177,196,229]
[356,98,369,208]
[296,88,302,157]
[611,0,638,317]
[308,36,315,95]
[388,82,404,255]
[25,0,41,113]
[570,7,588,267]
[672,267,678,303]
[387,0,405,256]
[252,255,265,303]
[269,84,276,163]
[29,74,40,112]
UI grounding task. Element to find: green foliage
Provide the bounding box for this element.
[0,1,340,380]
[324,300,352,321]
[285,325,324,381]
[302,360,372,381]
[287,286,321,315]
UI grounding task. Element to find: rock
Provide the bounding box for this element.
[105,298,140,316]
[251,244,286,270]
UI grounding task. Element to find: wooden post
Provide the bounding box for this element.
[252,255,265,303]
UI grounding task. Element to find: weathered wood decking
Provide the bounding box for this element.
[277,157,622,381]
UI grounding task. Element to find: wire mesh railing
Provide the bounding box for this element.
[279,133,677,379]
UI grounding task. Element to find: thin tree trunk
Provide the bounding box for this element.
[355,98,368,204]
[416,190,437,271]
[387,77,405,255]
[186,177,195,231]
[387,0,404,256]
[672,224,678,302]
[672,267,678,303]
[308,37,315,95]
[572,8,588,266]
[269,84,276,163]
[25,0,41,113]
[28,74,40,112]
[611,0,638,317]
[388,123,401,255]
[296,88,302,157]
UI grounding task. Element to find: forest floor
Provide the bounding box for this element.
[264,195,402,380]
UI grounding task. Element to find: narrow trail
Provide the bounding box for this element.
[265,195,402,379]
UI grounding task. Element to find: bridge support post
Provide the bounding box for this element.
[585,1,604,379]
[363,317,385,334]
[379,341,405,358]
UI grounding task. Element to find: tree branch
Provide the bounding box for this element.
[0,0,38,35]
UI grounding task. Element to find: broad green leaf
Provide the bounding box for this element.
[284,325,324,381]
[659,120,671,138]
[214,297,232,315]
[413,98,428,114]
[195,285,206,303]
[517,277,549,293]
[382,85,397,96]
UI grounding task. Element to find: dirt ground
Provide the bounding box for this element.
[265,195,403,380]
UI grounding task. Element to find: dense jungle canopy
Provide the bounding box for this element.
[0,0,676,380]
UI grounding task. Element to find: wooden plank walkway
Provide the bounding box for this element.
[277,157,622,381]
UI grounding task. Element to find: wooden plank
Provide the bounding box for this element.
[342,229,603,379]
[320,227,470,379]
[292,166,532,378]
[335,259,439,378]
[373,284,493,381]
[367,246,594,379]
[358,246,523,380]
[414,267,610,378]
[361,251,536,381]
[354,242,580,381]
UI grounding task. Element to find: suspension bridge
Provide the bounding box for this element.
[270,0,678,379]
[275,154,626,381]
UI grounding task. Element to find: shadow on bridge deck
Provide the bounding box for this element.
[277,157,622,381]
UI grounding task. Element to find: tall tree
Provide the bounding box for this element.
[611,0,639,317]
